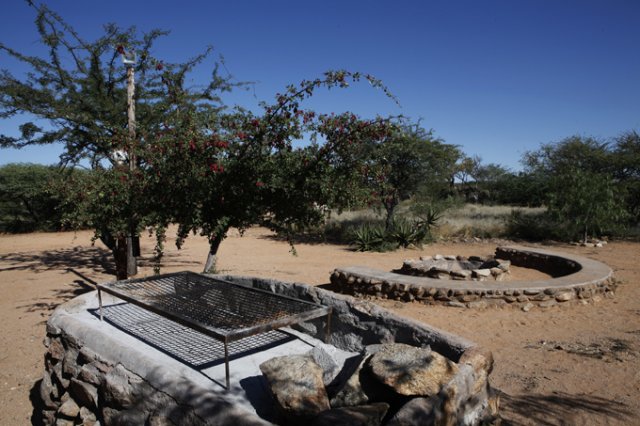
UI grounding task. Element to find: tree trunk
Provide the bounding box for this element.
[126,235,137,276]
[203,234,224,274]
[115,237,128,280]
[384,195,398,232]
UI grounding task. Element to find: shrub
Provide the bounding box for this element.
[350,223,391,252]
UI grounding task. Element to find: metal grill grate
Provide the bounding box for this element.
[96,271,332,389]
[97,302,294,368]
[105,272,315,332]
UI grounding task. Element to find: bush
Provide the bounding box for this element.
[349,217,435,252]
[506,209,571,241]
[0,163,66,233]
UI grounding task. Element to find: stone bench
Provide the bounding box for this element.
[330,246,616,309]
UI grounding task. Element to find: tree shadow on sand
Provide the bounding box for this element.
[0,245,201,277]
[498,390,634,425]
[0,246,117,275]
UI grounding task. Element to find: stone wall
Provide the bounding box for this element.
[330,246,616,309]
[40,276,497,425]
[41,314,272,426]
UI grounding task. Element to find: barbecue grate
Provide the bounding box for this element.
[96,271,332,389]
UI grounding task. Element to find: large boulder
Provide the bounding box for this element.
[369,343,458,396]
[260,355,330,422]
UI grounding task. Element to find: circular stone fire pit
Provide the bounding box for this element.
[330,246,616,309]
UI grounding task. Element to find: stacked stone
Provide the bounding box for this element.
[399,255,511,281]
[330,271,617,309]
[259,343,498,425]
[40,323,215,426]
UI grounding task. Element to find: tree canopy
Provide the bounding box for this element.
[0,3,398,277]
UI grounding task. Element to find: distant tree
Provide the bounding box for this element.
[523,135,630,241]
[0,163,65,232]
[612,130,640,222]
[360,124,461,230]
[547,169,627,242]
[523,135,610,175]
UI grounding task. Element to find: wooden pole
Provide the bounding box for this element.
[126,64,137,277]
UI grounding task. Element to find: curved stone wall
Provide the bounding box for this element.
[330,246,616,309]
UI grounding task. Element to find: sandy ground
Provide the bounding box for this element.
[0,227,638,425]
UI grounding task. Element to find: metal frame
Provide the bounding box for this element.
[96,271,332,389]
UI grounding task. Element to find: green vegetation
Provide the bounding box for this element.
[0,163,65,233]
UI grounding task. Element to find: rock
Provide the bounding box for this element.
[369,343,458,396]
[79,364,102,386]
[62,348,80,378]
[103,365,136,408]
[260,355,330,421]
[516,296,529,303]
[450,270,472,280]
[539,300,558,309]
[42,409,56,425]
[523,289,540,296]
[55,419,75,426]
[78,347,99,365]
[385,397,436,426]
[58,398,80,418]
[496,259,511,271]
[467,300,488,309]
[48,339,65,362]
[79,406,97,423]
[555,291,574,302]
[490,267,503,277]
[312,403,389,426]
[472,269,491,279]
[147,415,175,426]
[445,301,466,308]
[521,303,534,312]
[444,255,457,261]
[308,345,340,386]
[69,379,98,410]
[40,373,58,409]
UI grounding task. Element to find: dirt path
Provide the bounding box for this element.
[1,228,638,425]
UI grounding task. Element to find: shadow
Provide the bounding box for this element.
[239,375,278,422]
[16,271,96,314]
[317,281,342,292]
[0,246,201,276]
[498,390,634,425]
[29,379,44,425]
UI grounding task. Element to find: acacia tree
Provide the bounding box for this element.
[524,135,628,242]
[143,71,396,272]
[1,4,399,277]
[0,3,238,278]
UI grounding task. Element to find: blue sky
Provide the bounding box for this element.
[1,0,639,170]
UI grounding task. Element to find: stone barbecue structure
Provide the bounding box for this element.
[40,275,498,425]
[330,246,616,309]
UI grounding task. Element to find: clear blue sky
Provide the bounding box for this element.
[1,0,639,170]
